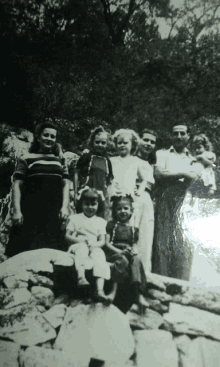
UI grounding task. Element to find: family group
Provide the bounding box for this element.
[5,121,216,309]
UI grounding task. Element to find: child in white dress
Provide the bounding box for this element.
[65,187,110,303]
[192,134,216,195]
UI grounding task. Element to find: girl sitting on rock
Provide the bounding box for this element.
[105,195,148,308]
[65,187,110,303]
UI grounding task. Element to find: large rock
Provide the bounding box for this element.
[163,302,220,341]
[0,249,74,278]
[0,340,20,367]
[128,306,164,330]
[54,304,135,364]
[147,289,172,303]
[19,346,83,367]
[134,330,178,367]
[0,314,56,346]
[31,286,54,309]
[42,304,67,329]
[4,288,32,309]
[173,335,191,367]
[186,337,220,367]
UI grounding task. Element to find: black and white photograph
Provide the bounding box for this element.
[1,0,220,365]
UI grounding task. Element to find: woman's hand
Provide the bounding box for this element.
[59,207,69,223]
[12,210,23,226]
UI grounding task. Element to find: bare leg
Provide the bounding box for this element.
[93,277,108,304]
[68,243,90,287]
[106,282,118,304]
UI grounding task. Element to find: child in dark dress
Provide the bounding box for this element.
[105,195,148,308]
[74,126,113,219]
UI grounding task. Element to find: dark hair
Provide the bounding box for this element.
[29,122,59,154]
[76,187,104,215]
[87,126,111,153]
[171,122,190,134]
[111,195,134,222]
[139,128,157,165]
[192,134,213,152]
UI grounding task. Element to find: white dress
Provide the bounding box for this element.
[110,155,154,273]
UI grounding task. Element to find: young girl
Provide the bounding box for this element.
[65,187,110,303]
[74,126,113,219]
[109,129,146,198]
[105,195,148,307]
[192,134,216,195]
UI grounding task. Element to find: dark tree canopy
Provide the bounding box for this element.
[1,0,220,152]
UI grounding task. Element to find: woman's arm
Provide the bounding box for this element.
[105,234,122,254]
[60,179,69,221]
[12,180,24,226]
[137,166,147,195]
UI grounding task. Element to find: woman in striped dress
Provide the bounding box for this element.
[5,122,69,257]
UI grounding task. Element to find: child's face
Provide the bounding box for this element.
[93,133,108,154]
[116,135,132,157]
[82,198,99,218]
[116,199,133,223]
[195,144,205,155]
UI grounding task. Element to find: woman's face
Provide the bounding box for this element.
[116,134,132,157]
[38,128,57,153]
[139,133,156,157]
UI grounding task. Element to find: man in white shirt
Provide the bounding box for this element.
[152,123,197,280]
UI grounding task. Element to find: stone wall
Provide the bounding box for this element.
[0,249,219,367]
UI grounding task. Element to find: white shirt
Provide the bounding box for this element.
[110,156,142,196]
[155,146,195,181]
[67,213,107,243]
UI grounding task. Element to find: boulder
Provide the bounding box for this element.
[185,337,220,367]
[54,303,135,364]
[128,307,164,330]
[0,314,56,346]
[42,304,67,329]
[3,275,28,289]
[4,289,32,309]
[134,330,178,367]
[0,249,74,278]
[163,303,220,341]
[31,286,55,309]
[19,346,84,367]
[0,340,20,367]
[147,289,172,303]
[145,298,169,313]
[173,335,191,367]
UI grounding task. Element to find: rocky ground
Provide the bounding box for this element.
[0,249,220,367]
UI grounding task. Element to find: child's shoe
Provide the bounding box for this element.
[93,290,108,304]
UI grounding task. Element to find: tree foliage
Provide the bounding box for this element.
[1,0,220,152]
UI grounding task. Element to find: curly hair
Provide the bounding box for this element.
[76,187,104,215]
[111,195,134,222]
[29,122,59,155]
[87,126,111,152]
[192,134,213,153]
[112,129,140,156]
[139,128,158,165]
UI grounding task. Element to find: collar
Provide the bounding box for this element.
[169,146,190,155]
[136,151,149,162]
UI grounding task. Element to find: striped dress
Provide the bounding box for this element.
[6,153,69,256]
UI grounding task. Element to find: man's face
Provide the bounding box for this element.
[172,126,189,149]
